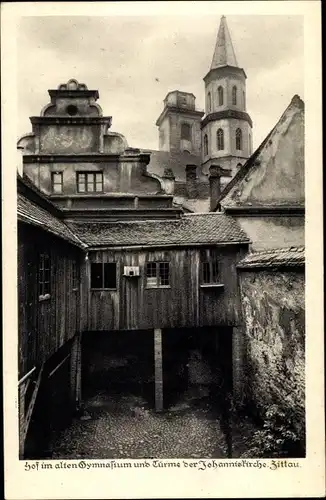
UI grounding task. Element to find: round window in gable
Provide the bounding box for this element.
[66,104,78,116]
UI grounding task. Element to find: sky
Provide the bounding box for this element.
[17,14,304,151]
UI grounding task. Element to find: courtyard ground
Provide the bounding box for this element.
[50,388,256,459]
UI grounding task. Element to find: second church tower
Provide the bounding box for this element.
[201,16,253,179]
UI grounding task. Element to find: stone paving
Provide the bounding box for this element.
[51,388,231,459]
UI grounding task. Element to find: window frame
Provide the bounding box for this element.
[39,252,51,300]
[207,92,212,113]
[77,171,104,194]
[145,261,171,289]
[201,260,220,285]
[217,128,224,150]
[72,260,79,291]
[236,128,242,150]
[181,122,192,141]
[90,262,117,290]
[218,86,224,106]
[51,172,63,194]
[204,134,208,156]
[232,86,237,105]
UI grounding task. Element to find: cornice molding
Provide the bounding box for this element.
[156,106,204,126]
[48,89,99,99]
[201,109,253,128]
[204,65,246,84]
[23,154,151,164]
[30,116,112,126]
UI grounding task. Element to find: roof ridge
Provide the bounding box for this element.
[71,218,183,226]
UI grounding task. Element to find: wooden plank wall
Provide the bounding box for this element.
[88,245,248,331]
[18,224,82,378]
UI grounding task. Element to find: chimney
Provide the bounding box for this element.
[17,147,24,177]
[162,167,175,195]
[209,165,231,211]
[185,164,197,199]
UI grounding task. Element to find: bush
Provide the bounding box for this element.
[242,404,302,458]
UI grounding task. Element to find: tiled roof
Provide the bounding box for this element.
[67,213,250,248]
[18,194,86,248]
[237,246,305,269]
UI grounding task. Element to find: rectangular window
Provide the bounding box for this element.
[77,172,103,193]
[201,261,219,284]
[72,260,78,290]
[146,261,170,288]
[39,253,51,297]
[91,262,116,289]
[51,172,63,193]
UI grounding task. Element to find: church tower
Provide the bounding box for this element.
[156,91,204,153]
[201,16,253,178]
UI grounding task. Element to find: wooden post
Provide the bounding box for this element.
[70,333,82,410]
[154,328,163,412]
[70,335,78,405]
[76,333,82,408]
[232,326,245,406]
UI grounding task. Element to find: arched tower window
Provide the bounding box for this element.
[207,92,212,113]
[232,86,237,105]
[204,134,208,156]
[236,128,242,150]
[217,129,224,150]
[181,123,191,141]
[243,91,246,109]
[218,86,224,106]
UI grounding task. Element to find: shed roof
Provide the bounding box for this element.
[18,194,86,248]
[237,246,305,269]
[67,213,250,248]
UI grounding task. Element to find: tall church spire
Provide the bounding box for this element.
[211,16,238,69]
[202,16,253,186]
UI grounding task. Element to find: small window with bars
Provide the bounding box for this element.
[91,262,117,289]
[77,172,103,193]
[201,261,219,284]
[39,253,51,298]
[51,172,63,193]
[146,261,170,288]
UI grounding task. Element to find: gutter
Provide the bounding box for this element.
[224,206,305,216]
[86,240,251,252]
